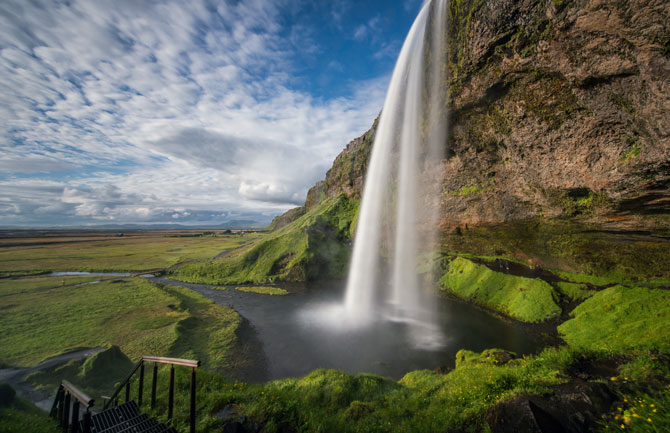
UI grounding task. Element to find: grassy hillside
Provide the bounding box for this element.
[170,194,358,284]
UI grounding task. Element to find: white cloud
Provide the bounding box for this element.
[0,0,387,226]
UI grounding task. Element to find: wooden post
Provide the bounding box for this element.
[138,362,145,407]
[125,381,130,403]
[62,392,71,430]
[151,363,158,409]
[168,365,175,420]
[71,400,80,433]
[190,368,196,433]
[82,410,92,433]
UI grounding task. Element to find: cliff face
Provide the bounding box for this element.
[442,0,669,229]
[294,0,669,232]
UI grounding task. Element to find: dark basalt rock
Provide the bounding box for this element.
[486,381,617,433]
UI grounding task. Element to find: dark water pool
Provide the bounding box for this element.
[156,277,543,382]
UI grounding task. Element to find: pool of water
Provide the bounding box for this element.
[157,278,543,382]
[50,271,131,277]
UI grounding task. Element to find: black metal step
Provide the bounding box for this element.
[89,401,140,432]
[76,400,178,433]
[98,414,151,433]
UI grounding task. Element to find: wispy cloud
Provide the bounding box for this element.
[0,0,387,226]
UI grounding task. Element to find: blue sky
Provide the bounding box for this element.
[0,0,423,227]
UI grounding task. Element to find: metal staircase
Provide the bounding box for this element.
[50,356,200,433]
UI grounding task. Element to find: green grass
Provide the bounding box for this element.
[0,231,261,276]
[0,392,60,433]
[600,387,670,432]
[554,281,597,301]
[0,277,185,367]
[156,284,244,373]
[439,257,562,322]
[137,347,575,433]
[171,194,358,284]
[235,286,289,296]
[0,277,242,371]
[558,285,670,353]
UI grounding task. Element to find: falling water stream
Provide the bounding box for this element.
[340,0,448,348]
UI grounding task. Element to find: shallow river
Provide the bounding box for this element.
[154,277,543,382]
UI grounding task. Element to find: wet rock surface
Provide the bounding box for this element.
[486,380,617,433]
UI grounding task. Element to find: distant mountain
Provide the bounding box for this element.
[0,219,270,231]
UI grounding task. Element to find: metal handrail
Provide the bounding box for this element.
[103,355,200,433]
[50,381,94,433]
[103,358,144,409]
[142,356,200,368]
[62,380,95,408]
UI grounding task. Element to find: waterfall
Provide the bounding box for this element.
[343,0,447,348]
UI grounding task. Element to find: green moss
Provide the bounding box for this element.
[554,281,596,301]
[454,348,517,368]
[620,137,642,165]
[618,354,670,383]
[558,285,670,353]
[235,286,288,296]
[170,194,359,284]
[610,93,635,114]
[169,347,571,433]
[545,187,612,217]
[446,184,486,196]
[511,70,581,130]
[439,257,561,322]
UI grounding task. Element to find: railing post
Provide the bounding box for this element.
[50,386,64,418]
[71,400,80,433]
[190,368,196,433]
[125,381,130,403]
[138,362,145,407]
[151,362,158,409]
[62,392,71,430]
[82,410,92,433]
[168,365,175,420]
[57,388,65,421]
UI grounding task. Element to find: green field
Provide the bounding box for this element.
[0,277,241,370]
[0,230,265,276]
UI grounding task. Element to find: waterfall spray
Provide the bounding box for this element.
[343,0,447,348]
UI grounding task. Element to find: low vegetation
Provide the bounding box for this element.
[0,231,260,277]
[235,286,288,296]
[440,256,561,322]
[136,346,574,433]
[170,194,358,284]
[0,277,241,372]
[558,285,670,353]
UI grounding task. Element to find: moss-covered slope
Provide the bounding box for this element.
[171,194,358,284]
